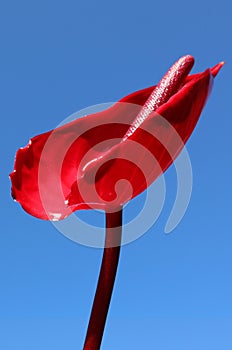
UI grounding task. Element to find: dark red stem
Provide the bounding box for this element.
[83,208,123,350]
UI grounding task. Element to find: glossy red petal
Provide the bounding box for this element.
[10,59,223,220]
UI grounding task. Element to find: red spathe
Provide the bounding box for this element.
[10,57,223,220]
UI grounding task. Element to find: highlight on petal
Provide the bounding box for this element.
[10,55,224,220]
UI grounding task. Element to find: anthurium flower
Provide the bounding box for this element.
[10,55,223,220]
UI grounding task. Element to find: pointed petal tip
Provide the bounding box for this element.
[211,61,225,77]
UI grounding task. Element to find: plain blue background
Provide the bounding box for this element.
[1,0,231,349]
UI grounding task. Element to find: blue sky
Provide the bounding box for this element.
[1,0,232,349]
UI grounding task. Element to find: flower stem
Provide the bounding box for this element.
[83,208,123,350]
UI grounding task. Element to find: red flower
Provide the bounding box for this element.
[10,55,223,220]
